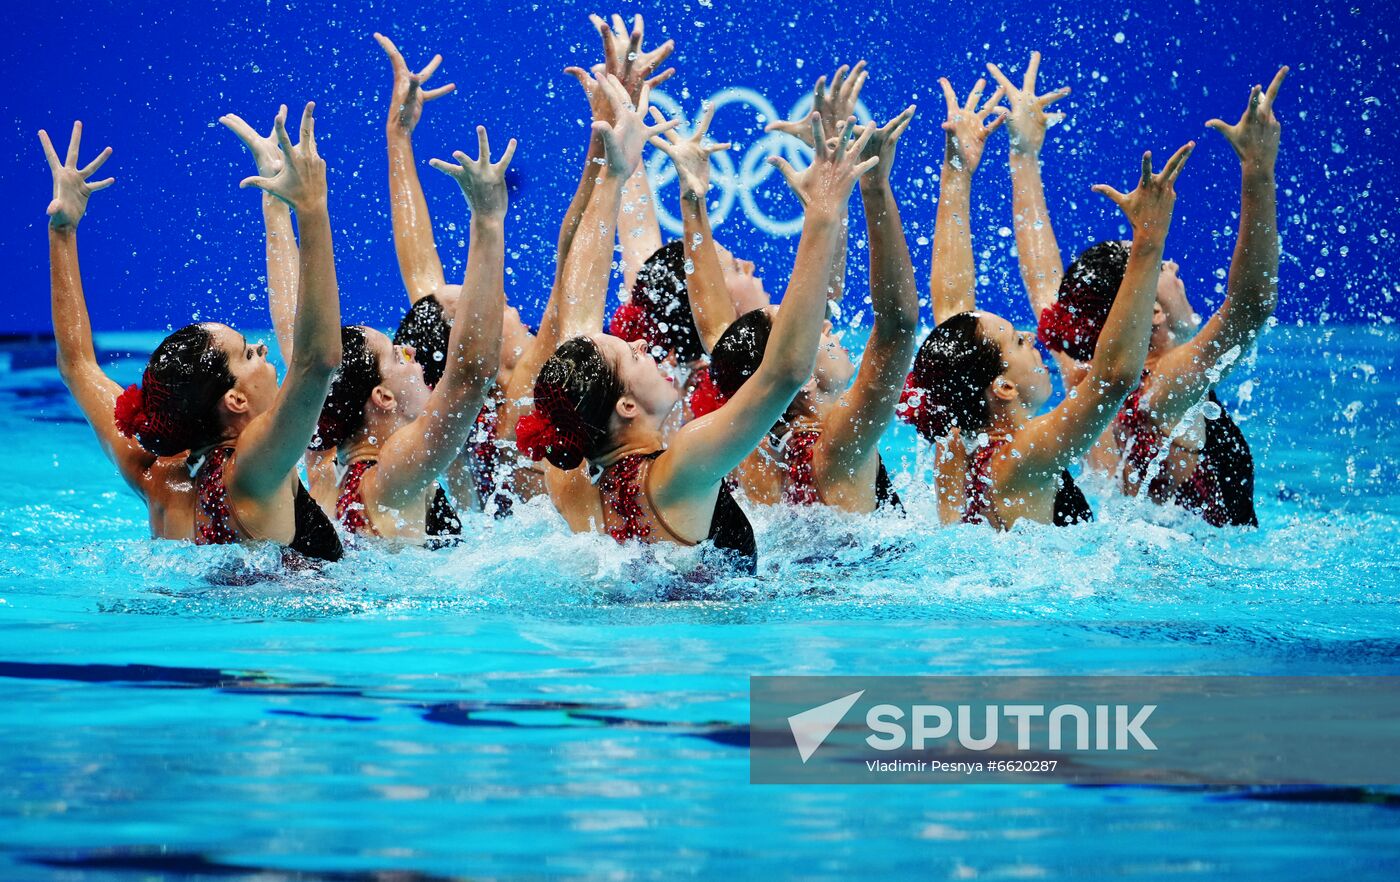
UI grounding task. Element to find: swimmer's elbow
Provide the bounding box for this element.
[297,338,343,376]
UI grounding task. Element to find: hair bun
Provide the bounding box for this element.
[896,373,952,441]
[516,407,586,471]
[608,301,659,349]
[114,383,149,439]
[687,366,726,418]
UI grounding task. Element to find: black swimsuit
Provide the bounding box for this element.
[194,446,344,563]
[1119,384,1257,527]
[598,451,757,574]
[779,427,903,513]
[965,439,1093,527]
[337,460,461,541]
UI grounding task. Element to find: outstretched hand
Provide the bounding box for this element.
[852,104,916,183]
[589,13,674,105]
[239,103,328,213]
[429,126,517,219]
[766,60,868,148]
[1093,142,1195,240]
[1206,66,1288,171]
[563,63,614,129]
[39,121,114,230]
[374,32,456,133]
[592,74,679,178]
[939,76,1006,174]
[648,103,731,200]
[769,114,880,211]
[986,51,1071,155]
[219,108,285,179]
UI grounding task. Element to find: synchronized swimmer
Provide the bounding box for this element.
[41,14,1288,570]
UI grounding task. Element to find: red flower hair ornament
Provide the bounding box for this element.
[516,382,595,471]
[687,366,727,418]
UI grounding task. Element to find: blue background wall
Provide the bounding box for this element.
[5,0,1396,336]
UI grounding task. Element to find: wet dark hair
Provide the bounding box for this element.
[311,326,382,451]
[1037,240,1131,361]
[899,312,1004,441]
[610,240,705,364]
[516,336,624,470]
[113,323,236,457]
[710,308,772,402]
[394,295,450,388]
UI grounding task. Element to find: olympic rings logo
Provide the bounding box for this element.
[646,87,872,237]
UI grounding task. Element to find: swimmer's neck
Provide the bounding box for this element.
[987,399,1035,439]
[344,408,413,464]
[588,423,665,472]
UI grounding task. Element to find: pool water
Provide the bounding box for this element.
[1,324,1398,880]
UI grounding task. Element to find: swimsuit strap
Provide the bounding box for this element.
[193,446,239,545]
[597,451,692,546]
[468,387,515,518]
[963,436,1011,526]
[193,445,344,561]
[597,453,655,543]
[1115,370,1167,484]
[1117,370,1247,527]
[778,426,823,506]
[336,459,379,537]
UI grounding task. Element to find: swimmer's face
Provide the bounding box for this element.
[812,319,856,393]
[592,333,680,425]
[715,242,770,315]
[979,313,1050,410]
[365,327,431,421]
[500,305,533,374]
[207,323,277,419]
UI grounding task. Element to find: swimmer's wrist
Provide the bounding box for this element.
[858,176,894,199]
[1127,231,1166,254]
[1240,159,1276,182]
[470,213,506,232]
[803,204,843,226]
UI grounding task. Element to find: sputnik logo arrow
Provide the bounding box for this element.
[787,690,865,763]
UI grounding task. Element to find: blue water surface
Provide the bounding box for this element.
[1,324,1398,880]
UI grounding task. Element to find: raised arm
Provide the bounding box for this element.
[556,77,677,345]
[502,17,672,435]
[649,102,735,353]
[584,13,673,296]
[930,77,1006,323]
[40,123,154,488]
[819,105,920,473]
[1147,67,1288,423]
[368,128,512,508]
[230,103,343,499]
[987,52,1079,384]
[220,111,299,362]
[375,33,456,305]
[618,162,663,296]
[988,52,1071,319]
[657,117,879,495]
[1007,143,1193,485]
[767,62,868,306]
